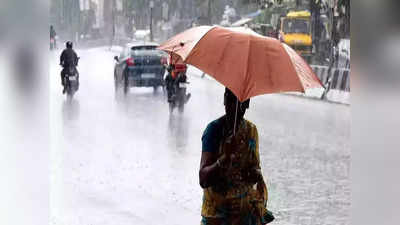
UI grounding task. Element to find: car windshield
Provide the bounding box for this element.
[131,46,166,57]
[283,19,310,34]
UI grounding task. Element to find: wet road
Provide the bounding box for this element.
[50,47,350,225]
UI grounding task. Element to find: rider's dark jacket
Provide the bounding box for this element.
[60,48,78,68]
[50,28,56,39]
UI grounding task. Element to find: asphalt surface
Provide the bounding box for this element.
[50,47,350,225]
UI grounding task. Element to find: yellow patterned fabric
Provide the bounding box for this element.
[201,119,269,225]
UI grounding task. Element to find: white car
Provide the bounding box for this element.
[134,29,151,40]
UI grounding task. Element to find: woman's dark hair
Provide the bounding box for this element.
[224,88,250,109]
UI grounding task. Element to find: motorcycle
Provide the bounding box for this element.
[62,58,80,100]
[167,71,191,113]
[50,35,58,50]
[50,37,55,50]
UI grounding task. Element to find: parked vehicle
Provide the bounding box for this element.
[114,42,168,96]
[279,10,313,62]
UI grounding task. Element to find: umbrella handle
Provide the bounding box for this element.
[233,98,238,136]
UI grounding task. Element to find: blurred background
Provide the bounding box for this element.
[50,0,350,66]
[49,0,351,104]
[0,1,49,225]
[1,0,400,225]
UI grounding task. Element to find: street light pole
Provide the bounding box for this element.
[112,0,116,46]
[150,1,154,42]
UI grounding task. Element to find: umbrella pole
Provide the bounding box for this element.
[233,98,238,136]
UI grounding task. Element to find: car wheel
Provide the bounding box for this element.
[169,102,174,114]
[153,85,159,93]
[178,103,184,113]
[114,76,119,92]
[114,81,123,102]
[123,73,128,95]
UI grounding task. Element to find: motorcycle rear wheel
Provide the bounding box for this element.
[178,104,184,113]
[123,76,129,95]
[66,91,74,101]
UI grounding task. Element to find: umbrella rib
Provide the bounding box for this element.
[185,26,219,62]
[242,34,252,101]
[212,31,234,91]
[282,43,306,93]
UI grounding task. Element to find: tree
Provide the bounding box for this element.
[207,0,212,24]
[296,0,301,8]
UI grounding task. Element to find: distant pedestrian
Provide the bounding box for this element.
[50,25,56,38]
[50,25,57,49]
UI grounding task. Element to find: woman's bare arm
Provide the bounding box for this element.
[199,151,220,188]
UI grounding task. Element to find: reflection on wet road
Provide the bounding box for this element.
[50,47,350,225]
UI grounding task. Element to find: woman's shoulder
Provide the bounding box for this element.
[206,116,225,129]
[202,116,225,153]
[203,116,225,135]
[244,119,257,130]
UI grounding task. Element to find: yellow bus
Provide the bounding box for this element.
[279,10,312,61]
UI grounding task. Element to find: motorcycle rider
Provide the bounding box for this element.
[60,41,79,94]
[165,63,191,103]
[50,25,57,49]
[165,64,176,102]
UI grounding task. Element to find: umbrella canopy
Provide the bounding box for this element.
[158,25,323,102]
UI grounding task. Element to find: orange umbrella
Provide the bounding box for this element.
[158,25,323,102]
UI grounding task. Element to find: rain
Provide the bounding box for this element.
[48,1,350,225]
